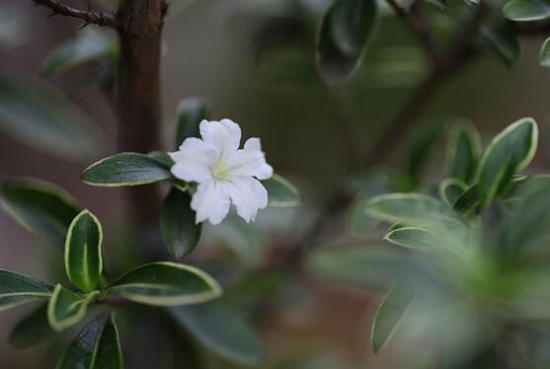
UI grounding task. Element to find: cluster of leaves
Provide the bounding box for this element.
[0,98,301,367]
[309,117,550,367]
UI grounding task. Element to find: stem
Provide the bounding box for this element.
[117,0,165,225]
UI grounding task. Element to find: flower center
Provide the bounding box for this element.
[212,161,230,181]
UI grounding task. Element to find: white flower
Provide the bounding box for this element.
[169,119,273,225]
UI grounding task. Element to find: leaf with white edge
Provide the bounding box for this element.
[371,283,416,353]
[439,178,468,208]
[540,37,550,68]
[366,193,457,224]
[81,152,172,187]
[316,0,379,86]
[503,0,550,21]
[9,303,56,349]
[107,262,222,306]
[40,28,118,78]
[0,270,53,312]
[384,226,439,251]
[476,118,538,210]
[0,75,101,160]
[169,299,265,366]
[262,174,301,207]
[48,284,97,332]
[175,97,212,148]
[445,120,481,183]
[56,315,122,369]
[160,188,202,260]
[148,151,175,169]
[0,179,81,249]
[65,210,103,293]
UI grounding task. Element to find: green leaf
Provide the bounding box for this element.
[539,37,550,68]
[0,270,53,311]
[175,97,212,148]
[169,299,265,365]
[476,118,538,210]
[384,226,440,251]
[81,152,172,187]
[9,303,56,349]
[148,151,175,169]
[65,210,103,293]
[306,243,414,290]
[500,184,550,254]
[481,24,520,65]
[0,75,101,160]
[366,193,457,224]
[503,0,550,21]
[262,174,302,207]
[107,262,222,306]
[445,120,481,183]
[316,0,379,86]
[439,178,468,208]
[160,188,202,260]
[371,283,416,353]
[404,123,445,183]
[48,284,97,331]
[0,179,81,249]
[57,315,123,369]
[209,214,267,265]
[40,28,118,78]
[453,184,480,215]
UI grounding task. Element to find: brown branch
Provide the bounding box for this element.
[34,0,120,28]
[386,0,440,64]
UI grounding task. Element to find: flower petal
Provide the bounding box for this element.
[169,138,216,182]
[199,119,241,161]
[191,180,231,225]
[227,177,268,223]
[228,138,273,180]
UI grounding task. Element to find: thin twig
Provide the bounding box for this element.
[33,0,120,29]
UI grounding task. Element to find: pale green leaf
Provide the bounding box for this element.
[47,284,97,332]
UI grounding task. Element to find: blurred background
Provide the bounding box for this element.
[2,0,550,367]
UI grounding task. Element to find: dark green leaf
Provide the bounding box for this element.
[57,314,123,369]
[9,303,56,349]
[262,174,302,207]
[0,270,53,311]
[539,37,550,68]
[48,284,97,331]
[453,185,479,215]
[0,75,101,160]
[175,97,212,148]
[481,24,520,65]
[0,179,81,249]
[316,0,379,86]
[169,299,264,365]
[40,28,118,78]
[81,152,172,187]
[107,262,222,306]
[65,210,103,293]
[160,188,202,260]
[476,118,538,210]
[439,178,468,208]
[371,283,416,353]
[148,151,175,169]
[404,123,445,183]
[503,0,550,21]
[445,120,481,183]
